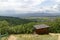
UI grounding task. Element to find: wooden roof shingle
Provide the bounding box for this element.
[34,24,49,29]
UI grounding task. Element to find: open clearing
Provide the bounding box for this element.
[1,34,58,40]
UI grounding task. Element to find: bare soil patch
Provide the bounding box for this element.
[8,35,17,40]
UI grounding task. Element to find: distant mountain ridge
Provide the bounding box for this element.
[14,13,60,18]
[0,13,60,18]
[0,10,60,17]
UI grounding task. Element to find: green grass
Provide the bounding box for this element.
[1,37,8,40]
[1,34,58,40]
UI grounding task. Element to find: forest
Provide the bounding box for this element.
[0,16,60,35]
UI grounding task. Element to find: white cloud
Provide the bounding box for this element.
[55,0,60,2]
[0,0,8,2]
[0,0,60,13]
[0,0,45,13]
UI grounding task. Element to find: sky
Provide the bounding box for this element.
[0,0,60,14]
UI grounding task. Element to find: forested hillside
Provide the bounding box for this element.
[0,16,60,35]
[0,16,31,26]
[0,16,34,34]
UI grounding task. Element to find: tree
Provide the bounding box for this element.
[0,20,9,34]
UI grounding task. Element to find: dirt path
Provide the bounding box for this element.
[49,33,60,40]
[58,35,60,40]
[7,34,60,40]
[8,35,17,40]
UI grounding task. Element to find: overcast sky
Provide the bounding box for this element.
[0,0,60,14]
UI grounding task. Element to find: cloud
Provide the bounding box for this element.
[0,0,45,12]
[0,0,60,14]
[55,0,60,2]
[0,0,8,2]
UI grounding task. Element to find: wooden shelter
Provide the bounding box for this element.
[33,24,50,34]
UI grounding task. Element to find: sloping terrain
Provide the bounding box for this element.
[1,34,58,40]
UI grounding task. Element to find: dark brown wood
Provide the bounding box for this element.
[34,28,49,34]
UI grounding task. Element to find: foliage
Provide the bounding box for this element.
[0,16,60,34]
